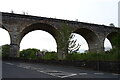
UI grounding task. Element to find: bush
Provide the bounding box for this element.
[20,48,40,59]
[68,52,98,61]
[20,49,57,60]
[19,48,120,61]
[42,52,57,60]
[65,51,120,61]
[105,48,120,61]
[2,44,10,58]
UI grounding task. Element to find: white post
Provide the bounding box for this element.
[118,1,120,27]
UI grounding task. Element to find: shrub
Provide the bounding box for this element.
[19,48,120,61]
[42,52,57,60]
[2,44,10,58]
[65,51,120,61]
[20,48,40,59]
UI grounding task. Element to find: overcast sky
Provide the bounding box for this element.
[0,0,119,52]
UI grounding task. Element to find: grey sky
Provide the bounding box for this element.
[0,0,119,52]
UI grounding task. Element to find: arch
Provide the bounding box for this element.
[0,24,19,57]
[19,23,60,44]
[106,32,119,48]
[74,28,101,52]
[19,23,60,54]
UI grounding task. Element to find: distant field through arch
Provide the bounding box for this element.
[20,30,57,52]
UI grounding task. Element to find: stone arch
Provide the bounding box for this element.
[74,28,102,52]
[19,23,60,52]
[105,32,119,49]
[0,24,17,57]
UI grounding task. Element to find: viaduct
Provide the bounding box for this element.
[0,12,120,59]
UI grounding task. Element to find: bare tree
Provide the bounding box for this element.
[58,23,80,59]
[68,34,81,53]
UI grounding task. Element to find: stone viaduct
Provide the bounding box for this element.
[0,12,120,59]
